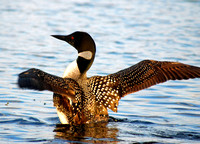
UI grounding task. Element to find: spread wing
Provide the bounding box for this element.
[89,60,200,112]
[18,68,79,100]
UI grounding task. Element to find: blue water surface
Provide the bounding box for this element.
[0,0,200,143]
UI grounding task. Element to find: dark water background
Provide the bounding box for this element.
[0,0,200,143]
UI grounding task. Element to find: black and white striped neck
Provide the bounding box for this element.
[62,51,95,80]
[77,51,94,74]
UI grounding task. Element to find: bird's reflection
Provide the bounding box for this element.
[54,121,119,143]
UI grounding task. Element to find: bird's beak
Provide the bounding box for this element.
[51,35,66,41]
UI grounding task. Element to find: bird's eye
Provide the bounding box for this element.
[71,36,74,40]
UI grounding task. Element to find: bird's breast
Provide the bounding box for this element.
[63,60,81,79]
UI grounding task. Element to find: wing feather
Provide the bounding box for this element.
[89,60,200,112]
[18,68,79,100]
[115,60,200,96]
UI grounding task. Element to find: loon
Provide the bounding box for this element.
[18,31,200,125]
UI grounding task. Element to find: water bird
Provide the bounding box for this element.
[18,31,200,125]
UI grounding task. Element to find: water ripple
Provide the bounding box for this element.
[0,0,200,143]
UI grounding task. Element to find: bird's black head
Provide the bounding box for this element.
[52,31,96,55]
[52,31,96,74]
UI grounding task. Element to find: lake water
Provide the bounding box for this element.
[0,0,200,143]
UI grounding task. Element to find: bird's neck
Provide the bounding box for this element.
[63,51,95,80]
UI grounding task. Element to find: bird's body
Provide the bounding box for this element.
[18,31,200,125]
